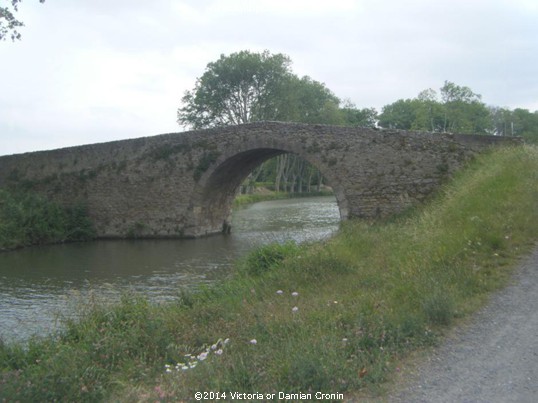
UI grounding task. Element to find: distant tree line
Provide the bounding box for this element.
[178,50,538,194]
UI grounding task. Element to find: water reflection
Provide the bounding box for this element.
[0,196,339,341]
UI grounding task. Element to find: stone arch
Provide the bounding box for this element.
[186,141,349,237]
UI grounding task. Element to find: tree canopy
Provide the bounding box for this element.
[177,50,292,128]
[177,50,349,129]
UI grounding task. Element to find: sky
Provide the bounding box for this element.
[1,0,537,156]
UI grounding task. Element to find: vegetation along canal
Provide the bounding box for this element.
[0,196,339,342]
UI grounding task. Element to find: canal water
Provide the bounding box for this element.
[0,196,339,342]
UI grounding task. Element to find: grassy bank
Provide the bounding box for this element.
[233,189,334,206]
[1,145,537,401]
[0,189,95,251]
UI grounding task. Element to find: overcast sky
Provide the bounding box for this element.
[1,0,537,156]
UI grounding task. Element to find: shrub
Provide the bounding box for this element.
[0,189,95,250]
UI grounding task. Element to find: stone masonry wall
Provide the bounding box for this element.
[0,122,519,238]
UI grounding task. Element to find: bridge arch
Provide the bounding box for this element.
[186,140,349,237]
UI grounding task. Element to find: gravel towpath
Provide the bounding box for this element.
[389,246,538,403]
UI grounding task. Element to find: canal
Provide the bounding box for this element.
[0,196,339,342]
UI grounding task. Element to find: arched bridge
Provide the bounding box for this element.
[0,122,518,238]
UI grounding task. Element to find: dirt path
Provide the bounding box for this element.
[389,246,538,403]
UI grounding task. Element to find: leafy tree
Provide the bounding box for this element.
[413,89,444,131]
[177,50,293,128]
[280,75,343,124]
[339,102,378,128]
[439,81,490,133]
[0,0,45,41]
[512,108,538,144]
[177,50,343,128]
[489,106,515,136]
[487,107,538,143]
[378,99,418,130]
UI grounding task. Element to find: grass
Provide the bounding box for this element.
[233,189,334,206]
[0,145,537,401]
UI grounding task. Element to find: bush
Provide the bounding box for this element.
[0,189,95,250]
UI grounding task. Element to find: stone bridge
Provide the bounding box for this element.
[0,122,517,238]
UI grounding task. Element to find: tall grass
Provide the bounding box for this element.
[0,145,536,401]
[0,189,95,250]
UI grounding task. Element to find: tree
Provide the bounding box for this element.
[339,102,378,128]
[0,0,45,41]
[512,108,538,144]
[279,75,343,125]
[489,106,515,136]
[177,50,293,128]
[439,81,490,133]
[413,89,444,131]
[177,50,344,128]
[378,99,418,130]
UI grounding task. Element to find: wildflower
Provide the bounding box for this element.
[198,351,208,361]
[292,291,299,297]
[276,290,284,295]
[224,338,230,345]
[292,306,299,313]
[215,349,223,355]
[211,344,218,350]
[250,339,257,345]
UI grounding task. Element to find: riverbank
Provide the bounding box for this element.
[0,145,536,401]
[233,188,334,206]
